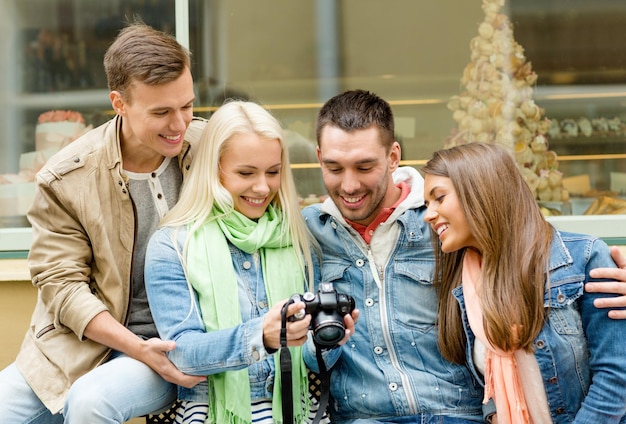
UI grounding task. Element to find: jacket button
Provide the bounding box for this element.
[549,376,558,384]
[555,407,565,414]
[73,157,80,163]
[535,340,545,349]
[356,259,365,267]
[243,261,251,270]
[252,349,260,361]
[374,346,383,354]
[388,383,398,391]
[557,293,566,303]
[365,298,374,307]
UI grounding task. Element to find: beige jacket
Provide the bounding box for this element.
[16,115,206,413]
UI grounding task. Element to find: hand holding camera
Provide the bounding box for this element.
[262,298,312,350]
[289,282,356,349]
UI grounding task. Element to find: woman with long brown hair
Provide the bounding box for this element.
[422,142,626,423]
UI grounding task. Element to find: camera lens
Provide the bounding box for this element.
[313,321,345,347]
[315,325,344,344]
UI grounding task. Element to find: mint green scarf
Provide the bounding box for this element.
[186,204,309,424]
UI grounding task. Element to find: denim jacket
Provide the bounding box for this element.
[302,167,483,422]
[453,230,626,423]
[144,225,280,402]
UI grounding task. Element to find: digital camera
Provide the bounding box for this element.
[291,282,355,348]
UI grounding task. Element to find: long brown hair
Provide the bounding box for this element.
[422,143,552,364]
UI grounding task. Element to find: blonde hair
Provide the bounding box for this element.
[162,101,318,289]
[422,143,552,363]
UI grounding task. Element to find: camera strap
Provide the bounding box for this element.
[279,300,295,424]
[311,345,331,424]
[279,299,332,424]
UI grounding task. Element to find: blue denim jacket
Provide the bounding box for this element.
[144,226,279,402]
[301,167,483,422]
[454,230,626,423]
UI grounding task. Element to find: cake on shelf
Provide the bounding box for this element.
[35,109,87,151]
[0,110,90,217]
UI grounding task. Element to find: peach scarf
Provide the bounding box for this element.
[462,249,551,424]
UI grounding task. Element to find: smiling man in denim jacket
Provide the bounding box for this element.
[302,90,485,423]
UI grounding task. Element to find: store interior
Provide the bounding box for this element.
[1,0,626,239]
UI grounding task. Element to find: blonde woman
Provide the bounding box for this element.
[145,101,328,423]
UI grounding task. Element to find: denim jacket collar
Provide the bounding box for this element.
[548,228,573,272]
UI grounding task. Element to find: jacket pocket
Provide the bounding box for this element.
[545,280,583,309]
[35,323,56,338]
[320,261,350,284]
[389,259,438,330]
[34,319,70,339]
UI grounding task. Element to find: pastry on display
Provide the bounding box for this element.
[547,116,624,139]
[0,110,90,217]
[445,0,569,203]
[298,193,329,208]
[35,109,87,151]
[584,196,626,215]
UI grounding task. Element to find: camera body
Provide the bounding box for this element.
[291,282,355,348]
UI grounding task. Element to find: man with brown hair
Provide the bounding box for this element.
[0,23,205,423]
[302,90,485,423]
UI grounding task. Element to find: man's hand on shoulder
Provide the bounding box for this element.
[587,246,626,319]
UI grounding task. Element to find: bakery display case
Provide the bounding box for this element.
[1,0,626,254]
[0,0,176,223]
[511,0,626,219]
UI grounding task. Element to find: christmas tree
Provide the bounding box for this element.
[446,0,569,203]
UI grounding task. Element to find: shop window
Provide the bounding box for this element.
[1,0,626,246]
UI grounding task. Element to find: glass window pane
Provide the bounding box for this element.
[2,0,626,240]
[0,0,176,229]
